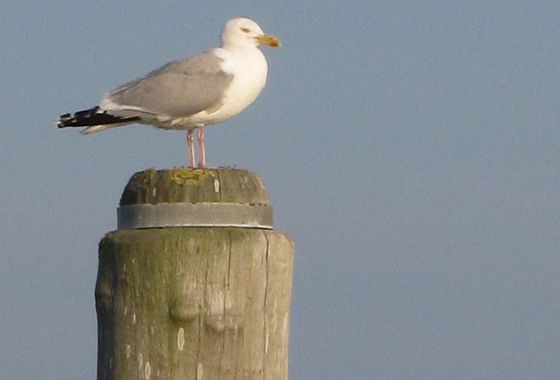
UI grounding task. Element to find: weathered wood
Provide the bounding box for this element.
[119,168,269,206]
[95,168,294,380]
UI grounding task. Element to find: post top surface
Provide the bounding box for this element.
[120,167,269,206]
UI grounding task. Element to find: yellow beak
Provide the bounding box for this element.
[257,34,281,48]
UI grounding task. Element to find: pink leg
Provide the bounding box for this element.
[187,129,195,168]
[198,127,206,168]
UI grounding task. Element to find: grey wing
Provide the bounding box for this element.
[102,52,233,118]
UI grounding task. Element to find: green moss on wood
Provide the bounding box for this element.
[119,168,269,206]
[96,227,293,379]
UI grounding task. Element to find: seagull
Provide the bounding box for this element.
[57,17,280,168]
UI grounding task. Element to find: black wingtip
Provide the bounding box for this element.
[57,106,140,128]
[57,112,75,128]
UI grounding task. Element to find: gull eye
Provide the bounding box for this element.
[240,27,251,33]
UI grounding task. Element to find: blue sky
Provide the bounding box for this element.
[2,1,560,379]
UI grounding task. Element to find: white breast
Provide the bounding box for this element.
[192,47,269,126]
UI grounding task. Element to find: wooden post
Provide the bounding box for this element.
[95,168,294,380]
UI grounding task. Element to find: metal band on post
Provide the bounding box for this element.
[117,202,274,229]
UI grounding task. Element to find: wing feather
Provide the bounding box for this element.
[101,52,234,118]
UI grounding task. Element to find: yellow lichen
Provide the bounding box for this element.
[168,168,217,186]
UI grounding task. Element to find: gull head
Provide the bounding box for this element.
[221,17,281,49]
